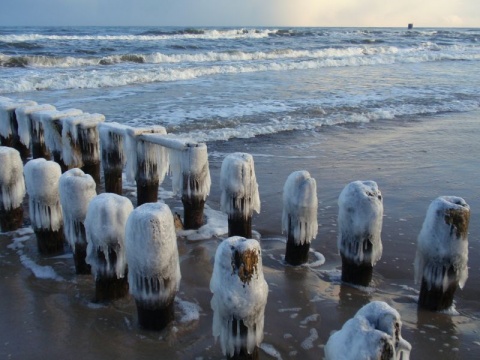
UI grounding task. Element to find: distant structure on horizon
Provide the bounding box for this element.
[408,23,413,29]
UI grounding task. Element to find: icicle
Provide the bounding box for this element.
[0,100,36,139]
[15,104,55,147]
[325,301,411,360]
[99,122,131,169]
[210,236,268,357]
[0,146,26,211]
[414,196,470,311]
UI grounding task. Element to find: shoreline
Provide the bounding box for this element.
[1,110,480,359]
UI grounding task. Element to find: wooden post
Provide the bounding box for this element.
[31,108,83,167]
[125,202,181,330]
[62,114,105,187]
[0,100,36,159]
[0,147,26,232]
[415,196,470,311]
[99,123,131,195]
[282,171,318,266]
[59,168,97,274]
[220,153,260,238]
[24,159,64,255]
[210,237,268,359]
[15,104,56,159]
[84,193,133,302]
[125,127,167,206]
[337,181,383,286]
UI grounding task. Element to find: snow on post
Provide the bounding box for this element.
[125,127,168,206]
[210,236,268,359]
[282,171,318,266]
[337,180,383,286]
[325,301,411,360]
[24,158,64,255]
[169,142,211,229]
[62,113,105,186]
[59,168,97,274]
[0,99,37,159]
[31,108,83,164]
[414,196,470,311]
[85,193,133,302]
[125,202,181,330]
[99,122,132,195]
[0,147,26,232]
[15,104,56,157]
[220,153,260,238]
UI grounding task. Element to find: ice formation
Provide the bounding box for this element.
[124,202,181,305]
[59,168,97,248]
[169,142,211,200]
[85,193,134,279]
[125,127,168,184]
[15,104,56,146]
[337,180,383,266]
[32,109,83,156]
[99,122,131,169]
[62,113,105,167]
[24,159,63,231]
[0,147,26,211]
[210,236,268,357]
[325,301,411,360]
[220,153,260,218]
[0,100,36,139]
[414,196,470,291]
[282,170,318,245]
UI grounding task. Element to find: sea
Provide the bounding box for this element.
[1,26,480,359]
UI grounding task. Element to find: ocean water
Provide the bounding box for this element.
[1,26,479,141]
[1,26,480,359]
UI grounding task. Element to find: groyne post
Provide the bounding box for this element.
[15,104,56,159]
[210,236,268,359]
[125,202,181,330]
[85,193,133,302]
[62,113,105,187]
[0,99,36,159]
[337,180,383,286]
[282,171,318,266]
[0,147,26,232]
[414,196,470,311]
[220,153,260,238]
[99,123,131,195]
[31,108,83,167]
[125,127,167,206]
[59,168,97,274]
[24,158,64,255]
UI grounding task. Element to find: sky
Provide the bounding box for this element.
[1,0,478,28]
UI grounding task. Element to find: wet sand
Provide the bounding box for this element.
[1,112,480,359]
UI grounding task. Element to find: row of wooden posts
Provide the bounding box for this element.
[0,98,471,359]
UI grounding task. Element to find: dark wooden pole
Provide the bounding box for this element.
[100,128,126,195]
[0,101,35,160]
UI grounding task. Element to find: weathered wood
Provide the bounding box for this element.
[340,254,373,287]
[135,299,175,331]
[0,206,23,232]
[35,228,64,255]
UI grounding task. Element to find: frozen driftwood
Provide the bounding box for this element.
[414,196,470,311]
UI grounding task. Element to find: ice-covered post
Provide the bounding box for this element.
[24,159,64,255]
[125,202,181,330]
[31,108,83,164]
[62,113,105,186]
[99,123,131,195]
[210,236,268,359]
[59,169,97,274]
[15,104,56,159]
[414,196,470,311]
[282,171,318,266]
[0,147,26,232]
[220,153,260,238]
[0,100,36,159]
[85,193,133,302]
[337,180,383,286]
[125,127,168,206]
[325,301,411,360]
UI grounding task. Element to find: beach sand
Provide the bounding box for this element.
[1,111,479,359]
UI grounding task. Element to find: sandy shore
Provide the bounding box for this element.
[1,111,479,359]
